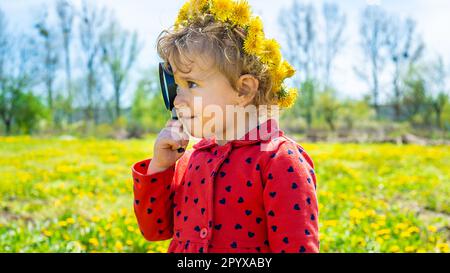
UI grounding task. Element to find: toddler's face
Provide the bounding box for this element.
[171,55,248,140]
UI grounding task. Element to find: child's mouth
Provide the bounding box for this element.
[181,115,197,120]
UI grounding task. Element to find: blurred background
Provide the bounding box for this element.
[0,0,448,253]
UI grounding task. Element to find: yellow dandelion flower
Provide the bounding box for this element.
[211,0,234,22]
[192,0,210,11]
[281,60,295,78]
[375,229,391,236]
[395,223,408,230]
[427,225,437,233]
[247,16,263,35]
[177,1,192,22]
[260,39,281,65]
[400,231,411,238]
[405,246,416,253]
[115,241,124,251]
[407,226,420,234]
[437,243,449,252]
[42,229,53,237]
[88,238,99,247]
[278,88,298,108]
[270,66,285,91]
[389,245,400,252]
[230,0,251,26]
[243,32,264,56]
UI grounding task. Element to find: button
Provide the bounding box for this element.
[200,228,208,239]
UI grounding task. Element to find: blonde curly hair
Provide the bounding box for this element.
[156,0,297,109]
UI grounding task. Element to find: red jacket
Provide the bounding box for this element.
[131,118,319,253]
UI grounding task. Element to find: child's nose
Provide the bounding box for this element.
[173,86,188,108]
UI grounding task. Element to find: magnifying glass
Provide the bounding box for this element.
[158,62,185,153]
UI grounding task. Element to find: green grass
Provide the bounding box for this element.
[0,136,449,252]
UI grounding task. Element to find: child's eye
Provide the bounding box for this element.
[187,81,198,89]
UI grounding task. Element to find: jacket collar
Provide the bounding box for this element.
[192,118,284,150]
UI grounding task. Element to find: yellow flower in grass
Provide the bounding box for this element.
[389,245,400,253]
[376,237,384,245]
[376,229,391,237]
[323,219,338,227]
[437,243,449,253]
[407,226,420,234]
[113,228,124,238]
[400,231,411,238]
[42,229,53,237]
[156,245,167,252]
[395,223,408,231]
[427,225,437,233]
[88,238,99,247]
[405,246,416,253]
[115,241,124,251]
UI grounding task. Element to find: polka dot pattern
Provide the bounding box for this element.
[131,118,319,253]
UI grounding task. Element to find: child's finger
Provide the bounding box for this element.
[162,137,184,151]
[166,119,183,129]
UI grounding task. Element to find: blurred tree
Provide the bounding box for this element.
[101,16,141,121]
[0,10,42,135]
[322,3,346,88]
[279,1,320,129]
[338,96,374,131]
[427,56,449,129]
[279,1,319,82]
[316,88,340,131]
[386,17,424,121]
[56,0,75,123]
[35,9,59,126]
[79,0,107,126]
[402,66,432,125]
[129,69,168,137]
[355,5,390,120]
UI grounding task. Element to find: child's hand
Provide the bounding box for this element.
[147,119,190,175]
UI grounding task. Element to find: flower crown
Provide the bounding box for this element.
[174,0,298,108]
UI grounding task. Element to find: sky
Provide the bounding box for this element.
[1,0,449,105]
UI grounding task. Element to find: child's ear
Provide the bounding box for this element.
[236,74,259,106]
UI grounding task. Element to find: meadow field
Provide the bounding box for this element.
[0,136,448,253]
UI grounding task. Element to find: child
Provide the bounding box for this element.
[131,0,318,253]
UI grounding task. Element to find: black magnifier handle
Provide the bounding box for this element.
[171,108,185,153]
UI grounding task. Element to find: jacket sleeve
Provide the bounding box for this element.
[261,140,319,253]
[131,158,176,241]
